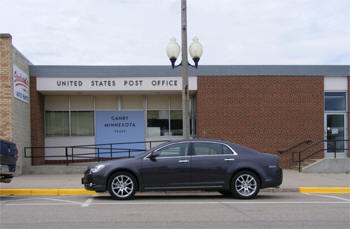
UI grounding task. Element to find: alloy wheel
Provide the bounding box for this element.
[233,172,259,198]
[110,174,134,199]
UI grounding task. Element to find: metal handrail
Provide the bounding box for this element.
[291,139,349,172]
[277,140,312,154]
[24,140,172,165]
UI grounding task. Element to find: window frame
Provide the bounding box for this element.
[70,111,95,136]
[144,141,237,159]
[153,142,190,158]
[191,142,237,157]
[44,96,95,137]
[146,95,184,137]
[324,91,347,112]
[44,111,70,137]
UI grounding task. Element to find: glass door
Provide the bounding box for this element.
[324,114,347,158]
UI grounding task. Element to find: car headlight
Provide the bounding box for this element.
[90,164,105,173]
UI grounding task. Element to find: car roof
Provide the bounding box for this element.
[165,139,232,145]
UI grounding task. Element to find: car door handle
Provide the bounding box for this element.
[178,159,189,163]
[224,158,235,161]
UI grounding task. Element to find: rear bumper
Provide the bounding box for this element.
[261,167,283,188]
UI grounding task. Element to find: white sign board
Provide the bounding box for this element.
[36,77,197,91]
[13,65,29,103]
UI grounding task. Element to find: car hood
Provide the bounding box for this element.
[87,157,136,169]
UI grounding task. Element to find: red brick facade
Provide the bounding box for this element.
[196,76,324,168]
[30,77,45,165]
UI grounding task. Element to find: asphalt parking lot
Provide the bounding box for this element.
[1,192,349,229]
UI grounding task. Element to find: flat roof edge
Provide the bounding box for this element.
[30,65,350,77]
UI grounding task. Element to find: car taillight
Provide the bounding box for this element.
[268,165,277,168]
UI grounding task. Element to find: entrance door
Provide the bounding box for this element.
[324,114,347,158]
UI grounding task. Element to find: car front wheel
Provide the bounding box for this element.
[108,172,136,200]
[232,171,260,199]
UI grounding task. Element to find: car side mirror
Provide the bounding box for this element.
[149,152,159,161]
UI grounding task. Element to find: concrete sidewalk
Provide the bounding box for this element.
[0,170,349,195]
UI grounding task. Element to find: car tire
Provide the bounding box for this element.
[108,172,137,200]
[231,171,260,199]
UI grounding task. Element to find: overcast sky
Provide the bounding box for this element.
[1,0,349,65]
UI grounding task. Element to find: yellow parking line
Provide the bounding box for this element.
[0,189,96,196]
[300,187,350,194]
[58,189,96,195]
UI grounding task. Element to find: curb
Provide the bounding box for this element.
[261,188,299,193]
[0,189,96,196]
[300,187,350,194]
[1,187,349,196]
[0,188,295,196]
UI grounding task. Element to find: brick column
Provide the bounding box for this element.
[30,77,45,165]
[0,34,14,142]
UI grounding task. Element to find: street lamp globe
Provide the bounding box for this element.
[166,37,181,69]
[189,36,203,68]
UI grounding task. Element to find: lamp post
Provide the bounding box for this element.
[166,0,203,139]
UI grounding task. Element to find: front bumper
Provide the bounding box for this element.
[0,164,16,174]
[0,165,16,183]
[82,170,107,192]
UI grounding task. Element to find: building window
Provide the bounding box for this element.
[95,96,118,110]
[45,111,69,136]
[170,110,183,136]
[45,96,95,137]
[121,95,143,110]
[147,110,169,136]
[325,92,346,111]
[44,95,196,138]
[146,95,183,137]
[71,111,94,136]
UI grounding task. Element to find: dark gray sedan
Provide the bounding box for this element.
[82,139,282,200]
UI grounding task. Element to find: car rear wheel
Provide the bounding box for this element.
[108,172,136,200]
[232,171,260,199]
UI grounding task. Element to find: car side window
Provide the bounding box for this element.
[193,142,223,156]
[155,143,189,158]
[223,145,234,154]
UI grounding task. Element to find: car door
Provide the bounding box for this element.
[141,142,191,190]
[190,142,237,187]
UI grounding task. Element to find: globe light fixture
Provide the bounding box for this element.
[166,37,181,69]
[166,36,203,69]
[189,36,203,68]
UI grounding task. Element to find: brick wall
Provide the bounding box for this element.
[196,76,324,168]
[0,34,14,141]
[30,77,45,165]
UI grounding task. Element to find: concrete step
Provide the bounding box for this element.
[302,158,350,173]
[291,159,320,170]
